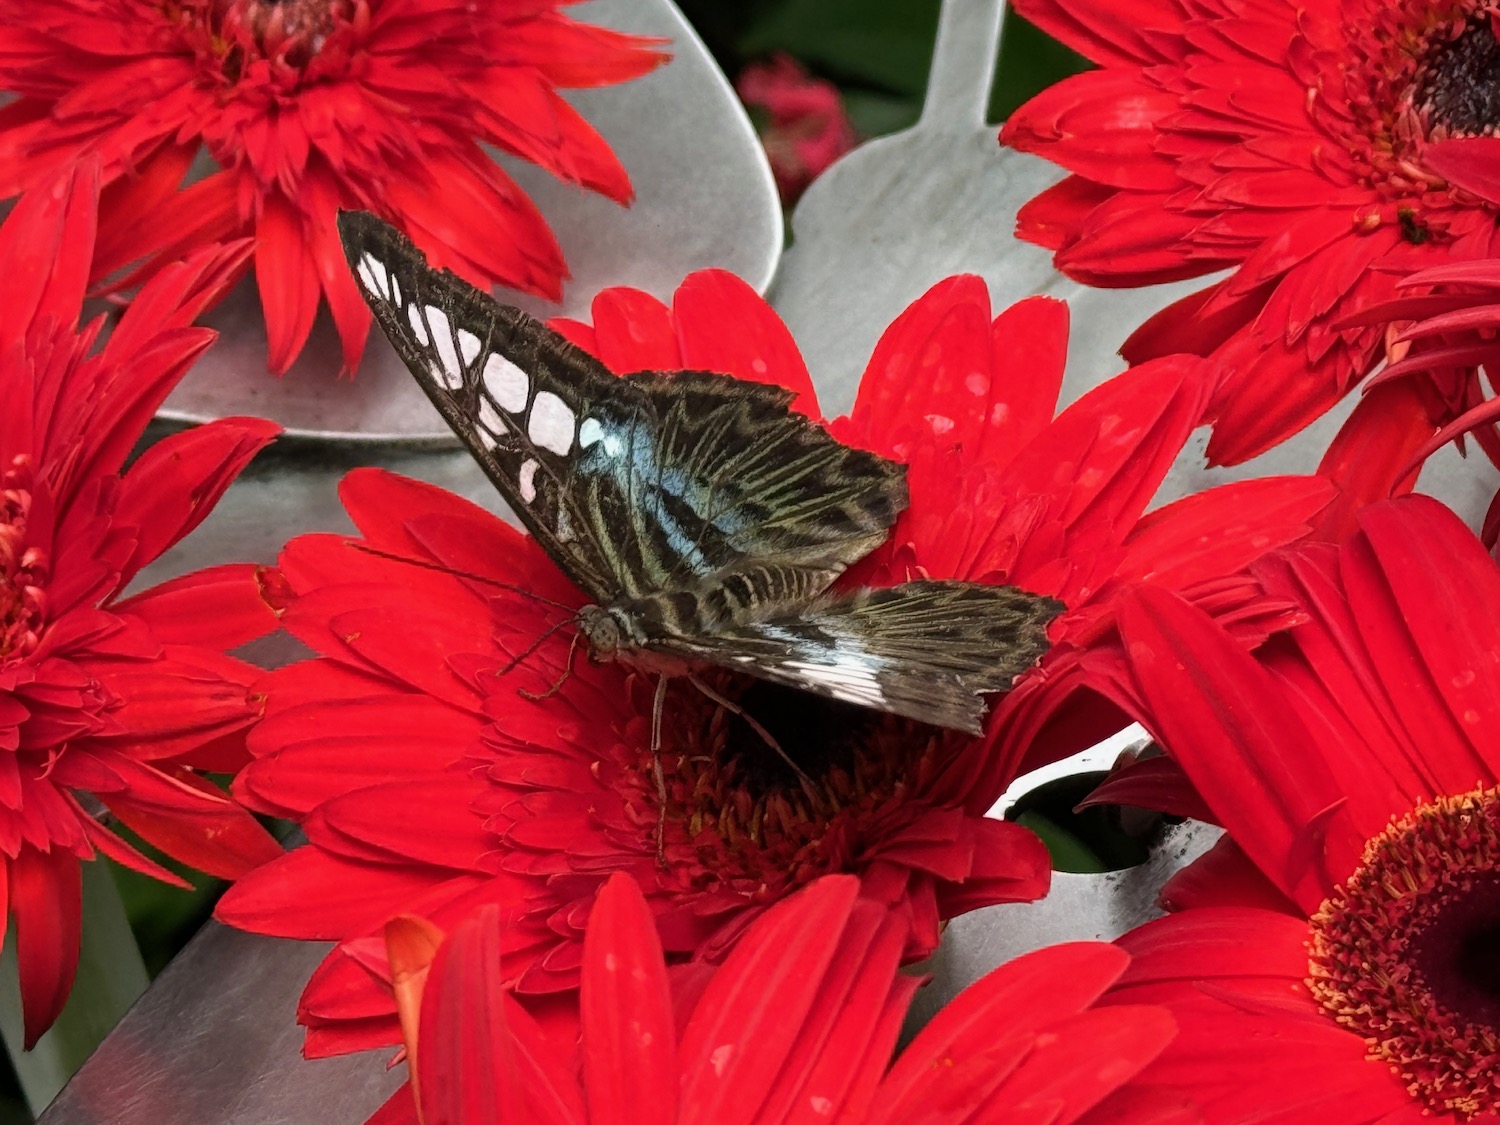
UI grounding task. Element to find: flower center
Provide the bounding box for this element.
[644,676,947,892]
[1307,785,1500,1119]
[0,456,46,666]
[193,0,357,75]
[1419,11,1500,139]
[1334,1,1500,232]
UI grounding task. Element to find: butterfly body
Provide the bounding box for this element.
[339,212,1062,736]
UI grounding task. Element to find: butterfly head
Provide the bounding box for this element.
[576,604,635,661]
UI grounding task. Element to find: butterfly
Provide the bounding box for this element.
[337,211,1062,739]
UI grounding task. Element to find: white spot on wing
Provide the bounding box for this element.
[406,302,429,346]
[478,399,506,439]
[458,329,481,366]
[770,631,890,708]
[390,274,401,305]
[426,306,462,390]
[483,354,529,412]
[577,417,626,458]
[784,659,888,706]
[518,459,540,502]
[528,391,574,455]
[355,257,380,298]
[362,254,390,298]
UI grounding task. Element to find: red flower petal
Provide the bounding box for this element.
[112,564,281,650]
[850,276,996,455]
[581,875,677,1125]
[311,778,495,871]
[0,158,95,333]
[672,270,818,415]
[416,907,587,1125]
[10,844,82,1049]
[1117,475,1334,589]
[1423,136,1500,208]
[217,848,482,941]
[1346,497,1500,792]
[243,693,482,819]
[114,419,281,582]
[874,944,1173,1125]
[255,195,322,375]
[1001,355,1212,564]
[677,877,863,1123]
[92,170,243,287]
[999,71,1181,191]
[932,816,1051,916]
[1118,587,1360,912]
[94,757,282,880]
[571,287,681,373]
[1009,0,1176,68]
[474,70,637,204]
[1157,836,1302,915]
[505,14,671,88]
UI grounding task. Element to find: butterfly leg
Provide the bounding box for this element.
[686,675,816,792]
[651,674,670,863]
[517,629,584,700]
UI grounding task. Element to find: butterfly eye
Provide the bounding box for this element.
[578,605,622,656]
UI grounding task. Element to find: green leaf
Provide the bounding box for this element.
[842,89,921,138]
[991,8,1093,121]
[740,0,942,95]
[1013,809,1110,874]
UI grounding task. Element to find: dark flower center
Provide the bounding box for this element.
[1307,785,1500,1119]
[0,456,46,665]
[719,681,879,792]
[1334,1,1500,231]
[1419,12,1500,139]
[645,674,947,889]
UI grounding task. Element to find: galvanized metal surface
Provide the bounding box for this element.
[37,0,1500,1120]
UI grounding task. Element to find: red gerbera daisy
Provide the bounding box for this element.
[1,165,284,1047]
[1000,0,1500,495]
[1098,494,1500,1122]
[215,269,1332,1058]
[372,874,1188,1125]
[0,0,668,373]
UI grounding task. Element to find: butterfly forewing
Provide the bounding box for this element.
[653,581,1064,734]
[339,211,907,606]
[340,211,626,600]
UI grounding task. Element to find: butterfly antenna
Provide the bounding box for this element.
[516,627,584,699]
[348,542,577,613]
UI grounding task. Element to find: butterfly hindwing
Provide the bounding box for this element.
[339,211,907,605]
[651,580,1065,734]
